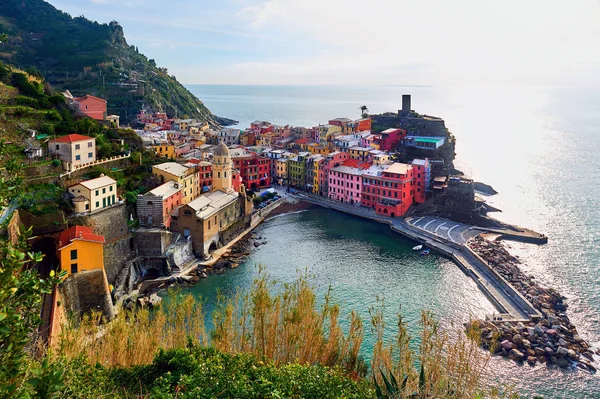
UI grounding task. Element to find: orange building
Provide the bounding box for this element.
[57,226,105,275]
[354,118,372,132]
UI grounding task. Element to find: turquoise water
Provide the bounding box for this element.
[183,84,600,398]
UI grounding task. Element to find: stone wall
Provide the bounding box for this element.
[136,229,172,257]
[79,204,136,283]
[220,216,250,245]
[59,269,115,320]
[167,237,195,271]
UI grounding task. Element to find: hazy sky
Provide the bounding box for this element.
[49,0,600,86]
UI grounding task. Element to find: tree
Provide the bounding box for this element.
[359,105,369,118]
[0,33,7,44]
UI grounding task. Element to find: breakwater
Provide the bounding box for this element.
[289,192,596,371]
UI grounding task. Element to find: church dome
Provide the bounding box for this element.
[214,141,230,157]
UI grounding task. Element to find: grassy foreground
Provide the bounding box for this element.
[33,271,518,398]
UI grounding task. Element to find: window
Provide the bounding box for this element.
[75,155,81,161]
[55,144,59,150]
[88,152,93,158]
[70,249,77,260]
[71,263,78,273]
[85,204,89,210]
[112,195,115,203]
[102,188,106,194]
[110,186,113,192]
[95,190,99,196]
[95,201,99,208]
[88,142,93,148]
[75,144,80,150]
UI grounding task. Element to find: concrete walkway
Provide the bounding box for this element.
[291,193,542,322]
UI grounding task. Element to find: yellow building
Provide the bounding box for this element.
[57,226,105,276]
[348,146,373,161]
[307,143,330,156]
[152,162,199,204]
[152,144,175,159]
[312,157,322,194]
[275,158,288,183]
[68,174,118,213]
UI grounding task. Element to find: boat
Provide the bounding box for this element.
[420,249,431,256]
[412,245,423,251]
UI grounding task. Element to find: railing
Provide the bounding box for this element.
[60,153,132,178]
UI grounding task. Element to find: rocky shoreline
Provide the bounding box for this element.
[129,199,314,308]
[466,236,597,373]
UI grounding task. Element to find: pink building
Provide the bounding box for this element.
[375,128,406,151]
[318,151,349,196]
[74,95,107,120]
[328,159,371,205]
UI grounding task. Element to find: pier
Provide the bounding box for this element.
[290,192,543,322]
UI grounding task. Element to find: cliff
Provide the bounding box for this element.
[0,0,234,127]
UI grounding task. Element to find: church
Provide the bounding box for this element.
[173,142,253,258]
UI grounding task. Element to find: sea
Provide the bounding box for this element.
[182,84,600,398]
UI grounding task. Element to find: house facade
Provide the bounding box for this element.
[68,175,118,213]
[48,134,96,167]
[57,226,105,275]
[74,95,107,120]
[152,162,200,205]
[137,181,182,228]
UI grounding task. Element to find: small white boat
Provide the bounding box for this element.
[412,245,423,251]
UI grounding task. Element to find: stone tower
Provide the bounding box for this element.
[212,141,233,194]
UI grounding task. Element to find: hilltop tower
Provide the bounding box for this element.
[212,141,234,194]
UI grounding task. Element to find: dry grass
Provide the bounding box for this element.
[53,269,505,397]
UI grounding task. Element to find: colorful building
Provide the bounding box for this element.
[318,151,349,196]
[305,154,324,193]
[74,95,107,120]
[354,118,372,132]
[288,152,310,188]
[152,162,199,205]
[152,143,175,159]
[404,136,446,150]
[328,159,371,204]
[328,117,354,133]
[57,226,105,276]
[231,150,272,190]
[275,158,288,185]
[361,163,415,217]
[313,124,342,144]
[376,128,406,152]
[411,159,430,204]
[137,181,182,228]
[68,174,118,213]
[48,134,96,167]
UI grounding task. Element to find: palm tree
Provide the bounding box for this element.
[359,105,369,118]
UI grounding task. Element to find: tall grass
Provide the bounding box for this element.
[53,269,499,398]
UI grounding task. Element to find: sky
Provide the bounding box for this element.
[49,0,600,86]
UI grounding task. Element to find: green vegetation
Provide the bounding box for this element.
[0,0,231,126]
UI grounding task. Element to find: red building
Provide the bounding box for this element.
[231,152,272,190]
[375,128,406,151]
[411,159,430,204]
[136,181,182,228]
[361,163,415,217]
[74,95,107,120]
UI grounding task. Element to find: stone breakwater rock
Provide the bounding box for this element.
[466,236,594,371]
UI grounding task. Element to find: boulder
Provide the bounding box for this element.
[534,324,545,336]
[558,338,568,347]
[509,349,524,361]
[534,347,546,357]
[513,334,523,346]
[522,339,531,350]
[567,349,579,361]
[501,340,513,350]
[544,347,554,357]
[527,356,537,365]
[558,357,570,368]
[556,347,569,358]
[148,293,162,307]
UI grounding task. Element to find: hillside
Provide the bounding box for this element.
[0,0,234,127]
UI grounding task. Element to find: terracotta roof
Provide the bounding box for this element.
[295,138,311,145]
[74,95,107,103]
[58,226,105,249]
[341,159,371,169]
[51,134,94,144]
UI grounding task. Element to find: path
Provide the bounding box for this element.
[291,192,542,322]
